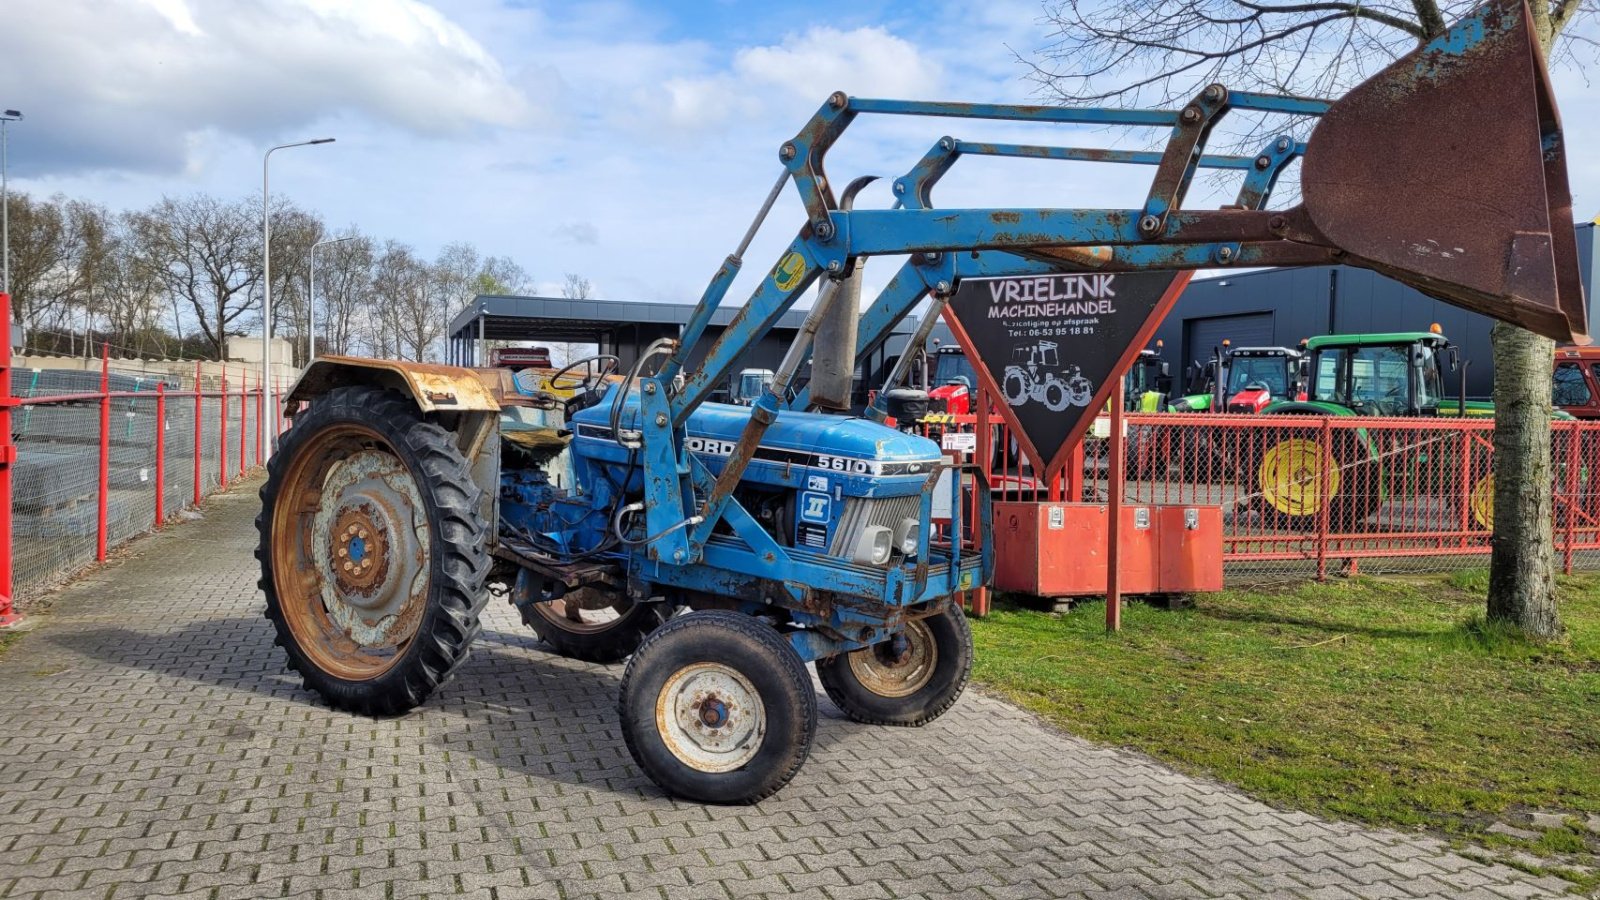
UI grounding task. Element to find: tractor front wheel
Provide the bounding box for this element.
[618,610,815,804]
[257,386,490,716]
[815,604,972,726]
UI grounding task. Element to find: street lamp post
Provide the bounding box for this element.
[1,110,23,296]
[262,137,333,458]
[309,236,355,361]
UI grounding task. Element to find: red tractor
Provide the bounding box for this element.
[1173,340,1307,413]
[488,346,553,370]
[926,344,976,418]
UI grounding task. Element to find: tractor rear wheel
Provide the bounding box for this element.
[618,610,815,804]
[1250,431,1380,530]
[815,604,972,726]
[257,386,490,716]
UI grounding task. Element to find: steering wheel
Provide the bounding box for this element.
[548,354,621,394]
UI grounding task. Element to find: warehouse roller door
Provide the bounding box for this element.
[1184,313,1274,370]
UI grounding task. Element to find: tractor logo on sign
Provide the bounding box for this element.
[1001,341,1095,412]
[943,270,1192,480]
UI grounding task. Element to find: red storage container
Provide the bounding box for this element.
[991,502,1221,598]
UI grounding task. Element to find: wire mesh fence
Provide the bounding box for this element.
[8,361,287,601]
[12,355,1600,604]
[923,401,1600,584]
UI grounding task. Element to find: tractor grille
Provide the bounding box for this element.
[828,495,921,556]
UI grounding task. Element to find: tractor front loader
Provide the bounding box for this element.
[261,0,1584,804]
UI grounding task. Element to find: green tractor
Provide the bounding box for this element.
[1247,328,1510,529]
[1171,340,1307,414]
[1124,346,1174,412]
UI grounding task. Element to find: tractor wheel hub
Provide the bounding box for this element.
[311,450,431,650]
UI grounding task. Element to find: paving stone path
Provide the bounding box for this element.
[0,479,1574,899]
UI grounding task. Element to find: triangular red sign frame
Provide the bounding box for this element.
[940,270,1194,483]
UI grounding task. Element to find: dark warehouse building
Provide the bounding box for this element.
[1141,221,1598,399]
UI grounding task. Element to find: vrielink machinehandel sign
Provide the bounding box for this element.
[943,269,1192,479]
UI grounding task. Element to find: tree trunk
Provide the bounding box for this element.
[1487,322,1564,641]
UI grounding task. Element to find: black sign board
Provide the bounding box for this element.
[943,270,1191,479]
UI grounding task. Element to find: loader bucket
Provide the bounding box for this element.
[1300,0,1587,344]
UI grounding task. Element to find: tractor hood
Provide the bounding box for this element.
[571,395,943,472]
[1226,387,1274,413]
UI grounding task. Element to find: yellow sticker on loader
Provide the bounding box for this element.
[773,251,807,293]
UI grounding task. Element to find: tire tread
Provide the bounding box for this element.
[256,385,490,716]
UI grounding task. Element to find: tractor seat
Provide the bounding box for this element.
[502,423,572,451]
[500,406,572,467]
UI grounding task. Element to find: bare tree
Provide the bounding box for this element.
[561,273,594,300]
[6,187,538,368]
[130,194,262,360]
[88,210,168,356]
[258,200,325,365]
[1031,0,1594,641]
[477,256,531,295]
[5,193,81,338]
[371,241,451,362]
[434,242,483,323]
[315,229,375,357]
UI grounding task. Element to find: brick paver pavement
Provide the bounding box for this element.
[0,480,1575,899]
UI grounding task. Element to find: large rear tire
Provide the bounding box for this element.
[618,610,816,804]
[815,604,972,726]
[257,386,490,716]
[1251,431,1379,530]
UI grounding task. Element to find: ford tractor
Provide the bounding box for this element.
[259,0,1585,804]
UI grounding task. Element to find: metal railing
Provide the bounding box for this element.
[916,391,1600,588]
[1,292,291,622]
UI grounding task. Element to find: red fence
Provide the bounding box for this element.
[923,395,1600,583]
[1115,413,1600,579]
[0,292,291,624]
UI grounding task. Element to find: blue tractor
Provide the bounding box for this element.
[259,0,1584,803]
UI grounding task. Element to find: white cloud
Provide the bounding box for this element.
[640,26,942,131]
[2,0,530,176]
[733,26,943,100]
[552,221,600,245]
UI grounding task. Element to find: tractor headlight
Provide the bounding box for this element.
[852,526,894,566]
[894,517,920,557]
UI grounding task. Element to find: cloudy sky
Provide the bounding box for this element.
[4,0,1598,307]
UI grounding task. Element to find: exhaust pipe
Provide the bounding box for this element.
[810,176,878,411]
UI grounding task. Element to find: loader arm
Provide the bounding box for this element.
[652,0,1584,563]
[785,132,1307,414]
